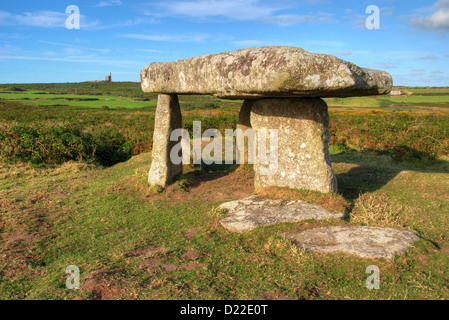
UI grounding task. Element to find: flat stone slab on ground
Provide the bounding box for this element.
[218,195,344,233]
[284,226,420,261]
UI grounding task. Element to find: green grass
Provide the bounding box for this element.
[325,87,449,111]
[325,96,381,109]
[0,91,158,109]
[12,98,157,109]
[0,83,242,112]
[1,150,448,300]
[398,87,449,95]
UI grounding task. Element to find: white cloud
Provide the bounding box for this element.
[381,7,394,17]
[375,62,397,69]
[95,0,122,7]
[132,48,173,53]
[63,47,84,56]
[0,53,142,68]
[119,33,210,42]
[151,0,276,21]
[232,39,266,47]
[0,42,114,64]
[263,12,337,25]
[0,10,66,28]
[342,8,367,29]
[408,0,449,32]
[303,0,330,3]
[418,54,439,60]
[393,72,449,86]
[342,7,393,29]
[304,40,345,47]
[0,44,23,55]
[396,66,449,86]
[231,39,296,47]
[407,69,426,77]
[39,41,110,54]
[0,33,30,39]
[147,0,335,25]
[0,10,99,28]
[87,17,159,30]
[332,50,352,56]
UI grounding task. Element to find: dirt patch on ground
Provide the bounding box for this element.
[4,232,39,244]
[124,246,169,258]
[182,250,202,261]
[139,257,204,273]
[140,257,163,271]
[117,165,254,203]
[177,166,254,201]
[131,247,205,274]
[81,268,128,300]
[413,106,449,114]
[259,290,294,300]
[183,226,204,238]
[0,201,55,282]
[0,184,70,291]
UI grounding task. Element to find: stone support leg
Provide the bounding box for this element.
[148,94,183,187]
[250,98,337,193]
[236,100,253,164]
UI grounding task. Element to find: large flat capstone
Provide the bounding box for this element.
[218,195,344,233]
[284,226,420,261]
[141,46,392,99]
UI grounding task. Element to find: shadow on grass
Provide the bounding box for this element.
[169,148,448,205]
[178,160,242,189]
[332,149,449,202]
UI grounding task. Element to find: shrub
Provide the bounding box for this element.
[91,128,131,166]
[329,112,449,161]
[11,87,26,92]
[0,125,96,164]
[203,102,220,109]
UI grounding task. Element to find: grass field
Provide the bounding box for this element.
[0,83,242,112]
[1,82,448,300]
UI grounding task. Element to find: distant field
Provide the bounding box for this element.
[398,87,449,95]
[0,83,242,111]
[325,87,449,113]
[0,91,157,110]
[1,83,448,113]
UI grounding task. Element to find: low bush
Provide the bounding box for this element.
[329,112,449,161]
[1,98,448,167]
[0,125,96,165]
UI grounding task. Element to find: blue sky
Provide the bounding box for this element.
[0,0,448,86]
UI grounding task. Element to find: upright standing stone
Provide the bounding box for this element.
[251,98,337,194]
[236,101,254,164]
[148,94,183,187]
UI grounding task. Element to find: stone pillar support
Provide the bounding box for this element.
[236,100,254,165]
[148,94,183,187]
[250,98,337,194]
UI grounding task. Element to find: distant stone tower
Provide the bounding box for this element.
[105,72,112,82]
